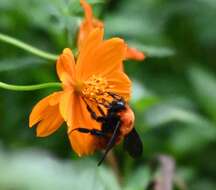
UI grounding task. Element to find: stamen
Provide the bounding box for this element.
[80,75,113,104]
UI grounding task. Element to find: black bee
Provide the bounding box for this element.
[71,93,143,166]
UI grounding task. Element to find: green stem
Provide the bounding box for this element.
[0,82,61,91]
[0,33,58,61]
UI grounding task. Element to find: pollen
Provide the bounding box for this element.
[80,75,112,103]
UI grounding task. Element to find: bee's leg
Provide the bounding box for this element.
[97,105,106,116]
[86,103,105,122]
[71,128,107,138]
[97,121,121,166]
[82,98,105,122]
[107,92,122,100]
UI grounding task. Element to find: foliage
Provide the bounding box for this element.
[0,0,216,189]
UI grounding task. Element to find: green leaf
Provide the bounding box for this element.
[144,102,216,139]
[144,104,201,127]
[123,166,151,190]
[0,148,121,190]
[188,66,216,122]
[131,80,159,111]
[144,102,216,153]
[0,57,45,72]
[170,123,216,154]
[128,42,175,58]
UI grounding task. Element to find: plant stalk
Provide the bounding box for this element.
[0,33,58,61]
[0,82,61,91]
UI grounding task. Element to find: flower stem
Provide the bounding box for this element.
[0,33,58,61]
[106,150,122,185]
[0,82,61,91]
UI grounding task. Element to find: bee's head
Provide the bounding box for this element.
[109,99,126,112]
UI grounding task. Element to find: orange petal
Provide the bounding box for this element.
[76,28,103,78]
[80,0,93,24]
[126,47,145,61]
[78,20,103,50]
[76,28,127,80]
[78,0,104,49]
[36,106,64,137]
[107,71,132,101]
[29,92,61,127]
[68,96,101,156]
[29,92,63,137]
[59,90,74,128]
[56,48,76,86]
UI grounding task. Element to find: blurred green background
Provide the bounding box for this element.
[0,0,216,189]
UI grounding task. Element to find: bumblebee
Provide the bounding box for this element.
[71,93,143,165]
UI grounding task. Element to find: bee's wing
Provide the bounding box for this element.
[123,128,143,158]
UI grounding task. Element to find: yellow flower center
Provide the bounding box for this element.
[75,75,112,104]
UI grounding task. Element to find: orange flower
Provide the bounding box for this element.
[78,0,145,61]
[77,0,103,50]
[125,47,145,61]
[29,28,131,156]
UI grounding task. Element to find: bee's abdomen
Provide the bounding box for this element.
[119,106,135,136]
